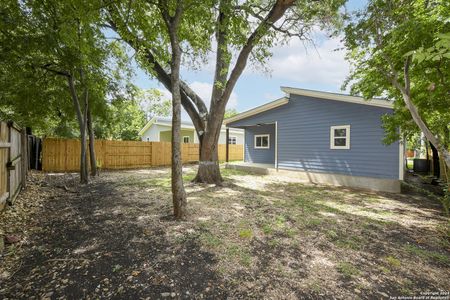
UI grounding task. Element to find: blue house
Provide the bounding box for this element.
[224,87,403,193]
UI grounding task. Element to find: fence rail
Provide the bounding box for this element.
[42,138,243,172]
[1,121,28,211]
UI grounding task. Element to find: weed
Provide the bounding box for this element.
[262,224,273,235]
[275,215,286,228]
[238,228,253,239]
[385,256,401,268]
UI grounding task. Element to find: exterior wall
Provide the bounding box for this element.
[218,130,244,145]
[141,124,165,142]
[243,124,275,164]
[159,129,195,143]
[228,94,399,179]
[141,124,244,145]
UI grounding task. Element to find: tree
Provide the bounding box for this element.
[343,0,450,170]
[108,0,345,184]
[137,89,172,120]
[224,108,239,119]
[158,0,188,219]
[1,0,130,182]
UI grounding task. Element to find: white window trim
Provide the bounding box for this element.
[254,134,270,149]
[330,125,350,150]
[183,136,190,143]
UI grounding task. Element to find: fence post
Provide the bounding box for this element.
[6,121,12,204]
[21,128,27,189]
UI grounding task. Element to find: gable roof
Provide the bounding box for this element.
[224,87,394,125]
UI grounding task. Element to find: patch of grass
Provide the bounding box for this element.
[220,168,251,178]
[238,228,253,239]
[293,196,320,214]
[201,232,222,248]
[121,177,171,189]
[262,224,273,235]
[183,173,196,182]
[268,238,280,248]
[284,228,297,238]
[334,236,364,250]
[337,262,360,278]
[326,230,339,240]
[302,217,324,228]
[385,256,401,268]
[226,244,252,267]
[404,245,450,265]
[275,215,287,228]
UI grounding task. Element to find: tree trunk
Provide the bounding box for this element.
[194,132,223,184]
[87,106,97,176]
[165,6,187,220]
[429,142,440,179]
[393,58,450,170]
[68,75,88,184]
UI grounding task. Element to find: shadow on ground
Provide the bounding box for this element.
[1,173,226,299]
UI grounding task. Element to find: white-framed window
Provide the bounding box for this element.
[183,136,190,144]
[254,134,270,149]
[228,136,237,145]
[330,125,350,149]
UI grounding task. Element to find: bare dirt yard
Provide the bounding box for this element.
[1,166,449,299]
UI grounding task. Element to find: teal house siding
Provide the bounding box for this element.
[228,94,399,180]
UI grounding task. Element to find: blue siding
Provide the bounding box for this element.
[228,94,399,179]
[244,124,275,164]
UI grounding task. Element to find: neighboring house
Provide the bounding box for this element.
[138,116,244,145]
[224,87,403,193]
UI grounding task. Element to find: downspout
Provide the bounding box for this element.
[275,121,278,171]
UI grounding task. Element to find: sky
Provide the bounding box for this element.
[131,0,367,117]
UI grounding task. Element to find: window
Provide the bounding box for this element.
[183,136,190,144]
[330,125,350,149]
[254,134,270,149]
[228,136,237,145]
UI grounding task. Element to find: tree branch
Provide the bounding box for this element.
[220,0,295,107]
[106,19,207,131]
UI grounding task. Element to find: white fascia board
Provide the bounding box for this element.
[281,87,394,109]
[223,97,289,125]
[138,116,156,136]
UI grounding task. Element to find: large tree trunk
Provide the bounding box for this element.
[68,75,89,184]
[87,106,97,176]
[194,141,222,184]
[193,113,224,184]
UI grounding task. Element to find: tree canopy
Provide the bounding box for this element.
[343,0,450,167]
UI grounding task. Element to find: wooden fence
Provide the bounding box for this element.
[42,138,243,172]
[0,121,28,211]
